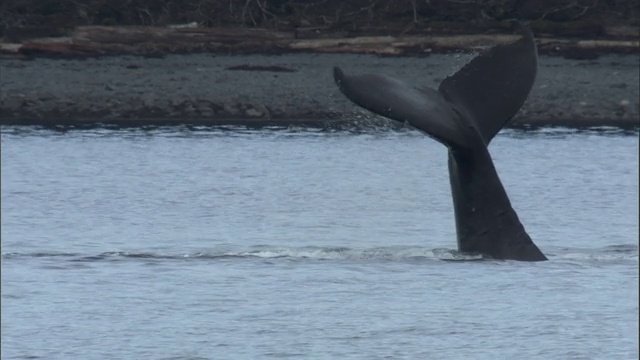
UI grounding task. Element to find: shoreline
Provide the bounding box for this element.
[1,52,638,129]
[1,115,639,131]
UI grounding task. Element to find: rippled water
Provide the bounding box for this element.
[1,125,638,359]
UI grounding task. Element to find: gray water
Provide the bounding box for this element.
[1,125,638,360]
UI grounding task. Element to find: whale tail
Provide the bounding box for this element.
[333,22,537,147]
[333,23,547,261]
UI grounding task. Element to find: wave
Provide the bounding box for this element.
[2,244,636,264]
[545,244,639,263]
[0,246,477,263]
[499,126,640,138]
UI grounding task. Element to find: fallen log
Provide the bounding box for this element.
[1,25,638,58]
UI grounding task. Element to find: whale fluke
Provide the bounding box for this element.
[438,23,538,144]
[333,23,547,261]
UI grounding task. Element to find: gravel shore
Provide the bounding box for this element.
[1,52,638,129]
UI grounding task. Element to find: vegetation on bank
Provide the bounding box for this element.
[2,0,638,41]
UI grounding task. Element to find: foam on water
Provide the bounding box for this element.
[3,244,636,264]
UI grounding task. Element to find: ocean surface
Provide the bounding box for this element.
[1,125,638,359]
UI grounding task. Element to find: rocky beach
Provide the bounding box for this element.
[1,0,638,129]
[1,50,638,129]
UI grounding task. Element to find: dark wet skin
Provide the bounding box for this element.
[333,23,548,261]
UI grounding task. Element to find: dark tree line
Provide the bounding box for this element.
[2,0,638,40]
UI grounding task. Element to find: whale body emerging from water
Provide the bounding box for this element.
[333,23,547,261]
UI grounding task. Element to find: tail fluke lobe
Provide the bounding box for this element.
[438,22,538,144]
[333,67,476,150]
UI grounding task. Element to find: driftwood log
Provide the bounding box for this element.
[1,25,638,59]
